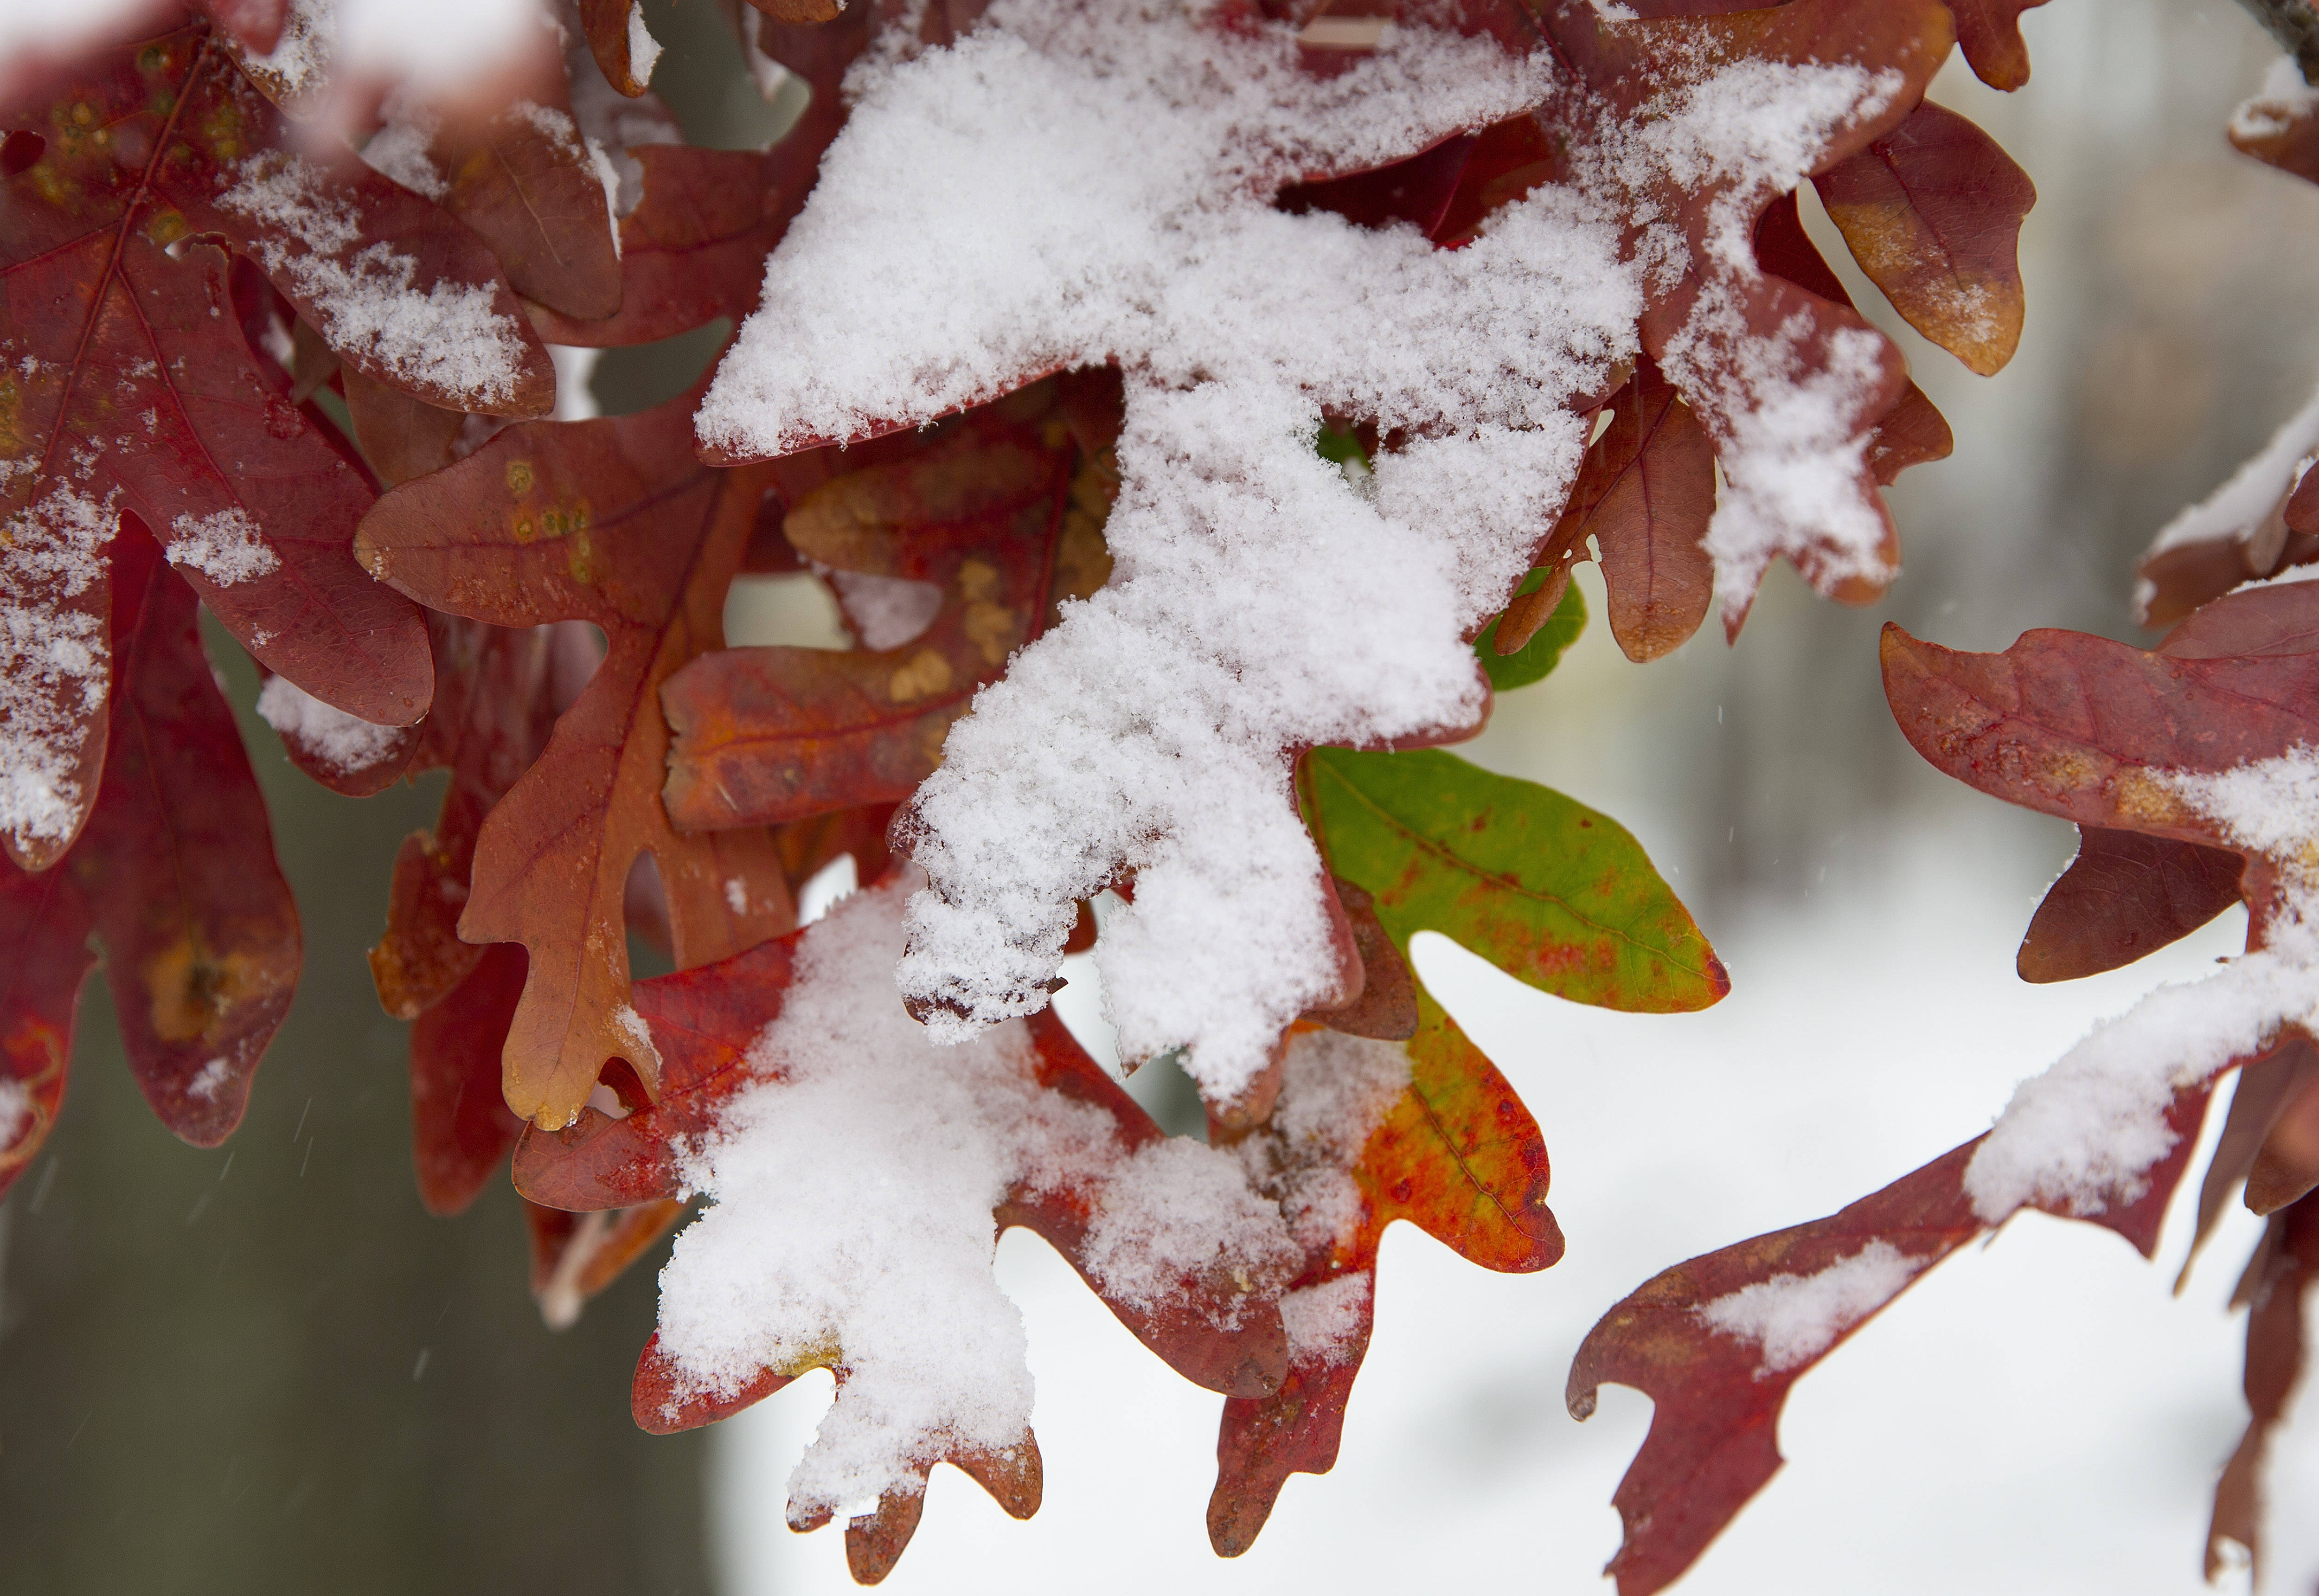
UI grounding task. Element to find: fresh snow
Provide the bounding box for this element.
[1278,1274,1371,1364]
[0,484,116,851]
[165,509,279,586]
[0,1077,31,1146]
[255,674,400,774]
[185,1057,233,1102]
[826,569,943,651]
[1697,1239,1923,1373]
[2136,372,2319,617]
[627,5,663,85]
[216,152,533,407]
[699,0,1907,1100]
[2229,54,2319,147]
[654,876,1303,1525]
[1964,747,2319,1224]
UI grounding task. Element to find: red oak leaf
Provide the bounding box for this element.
[0,511,297,1188]
[355,386,801,1129]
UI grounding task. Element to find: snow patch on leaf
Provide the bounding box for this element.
[256,674,400,774]
[217,152,532,406]
[1696,1238,1922,1372]
[0,485,116,850]
[0,1077,31,1147]
[655,876,1294,1525]
[186,1057,232,1102]
[1965,747,2319,1224]
[2231,55,2319,144]
[166,509,280,586]
[1279,1273,1370,1365]
[627,6,662,84]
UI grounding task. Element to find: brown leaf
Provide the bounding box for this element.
[2248,1066,2319,1215]
[2182,1038,2318,1285]
[529,6,870,348]
[579,0,655,97]
[1814,100,2035,376]
[366,619,558,1020]
[356,388,796,1128]
[1536,356,1715,663]
[2017,825,2245,983]
[408,941,528,1217]
[2229,70,2319,186]
[663,398,1083,830]
[1531,0,1952,624]
[1946,0,2049,91]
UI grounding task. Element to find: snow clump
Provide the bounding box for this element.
[256,674,402,774]
[698,0,1913,1101]
[1697,1239,1923,1372]
[653,874,1298,1526]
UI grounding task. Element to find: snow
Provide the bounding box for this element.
[1278,1273,1370,1364]
[164,509,279,586]
[0,1077,31,1147]
[186,1058,232,1102]
[626,5,662,85]
[698,0,1905,1101]
[0,484,115,852]
[1570,58,1904,617]
[255,674,400,774]
[1963,747,2319,1225]
[360,90,447,200]
[2229,55,2319,145]
[654,875,1299,1526]
[708,824,2277,1596]
[826,570,943,651]
[1697,1239,1924,1373]
[2136,373,2319,618]
[216,153,533,408]
[242,0,535,103]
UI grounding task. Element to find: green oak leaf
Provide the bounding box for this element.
[1301,746,1728,1013]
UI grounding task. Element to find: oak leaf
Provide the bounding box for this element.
[0,512,297,1189]
[662,388,1095,830]
[0,15,575,863]
[356,387,798,1129]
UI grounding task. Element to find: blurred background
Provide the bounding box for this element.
[3,0,2317,1591]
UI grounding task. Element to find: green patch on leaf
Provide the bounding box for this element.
[1474,573,1584,692]
[1301,746,1727,1013]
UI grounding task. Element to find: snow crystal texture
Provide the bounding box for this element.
[1698,1239,1922,1372]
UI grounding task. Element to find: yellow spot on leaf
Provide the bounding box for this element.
[889,650,955,703]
